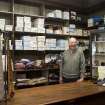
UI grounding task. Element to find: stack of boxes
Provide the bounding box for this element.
[37,36,45,51]
[16,17,24,32]
[46,38,56,50]
[0,19,5,31]
[69,24,76,35]
[15,40,23,50]
[88,18,94,27]
[34,18,45,33]
[62,11,69,20]
[54,10,62,19]
[22,36,37,50]
[0,19,13,31]
[46,9,69,20]
[24,16,31,32]
[15,16,45,33]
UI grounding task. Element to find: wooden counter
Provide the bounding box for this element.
[5,81,105,105]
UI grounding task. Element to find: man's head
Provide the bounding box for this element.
[68,37,77,49]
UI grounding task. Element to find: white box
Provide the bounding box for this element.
[24,16,31,22]
[63,11,69,20]
[88,18,94,27]
[37,36,45,41]
[54,10,62,18]
[24,22,31,28]
[5,25,13,31]
[31,27,38,33]
[16,22,24,27]
[15,27,23,32]
[34,18,44,28]
[24,27,31,32]
[38,28,45,33]
[0,26,5,31]
[46,12,55,18]
[54,29,62,34]
[70,11,76,16]
[69,24,76,29]
[62,27,69,35]
[46,28,53,34]
[15,40,23,50]
[0,19,5,25]
[16,17,24,22]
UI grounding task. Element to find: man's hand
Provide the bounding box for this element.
[59,77,63,84]
[77,78,84,82]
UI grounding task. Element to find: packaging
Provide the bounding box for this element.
[62,27,69,35]
[15,27,23,32]
[16,16,24,23]
[54,10,62,18]
[63,11,69,20]
[24,16,31,22]
[31,27,38,33]
[46,11,55,18]
[46,28,53,34]
[16,22,24,28]
[37,36,45,41]
[34,18,45,28]
[88,18,94,27]
[5,25,13,31]
[54,29,62,34]
[24,27,31,32]
[15,40,23,50]
[76,29,83,36]
[0,19,5,30]
[37,28,45,33]
[24,22,32,28]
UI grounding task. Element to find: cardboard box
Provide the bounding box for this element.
[5,25,13,31]
[31,27,38,33]
[54,10,62,18]
[63,11,69,20]
[46,28,53,34]
[34,18,44,28]
[46,12,55,18]
[16,16,24,22]
[15,27,23,32]
[37,36,45,41]
[24,16,31,22]
[37,28,45,33]
[62,27,69,35]
[15,40,23,50]
[24,22,31,28]
[24,27,31,32]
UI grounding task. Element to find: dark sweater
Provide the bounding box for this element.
[61,47,85,79]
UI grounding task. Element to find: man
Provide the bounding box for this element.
[60,37,85,83]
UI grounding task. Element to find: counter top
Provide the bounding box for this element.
[7,81,105,105]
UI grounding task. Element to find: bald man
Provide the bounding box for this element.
[60,37,85,83]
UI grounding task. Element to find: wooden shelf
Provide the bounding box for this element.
[95,41,105,43]
[45,17,69,23]
[95,53,105,56]
[14,13,44,18]
[0,11,13,15]
[14,68,48,72]
[14,31,45,35]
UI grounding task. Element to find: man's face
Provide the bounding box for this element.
[69,38,77,49]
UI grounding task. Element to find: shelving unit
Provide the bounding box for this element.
[90,29,105,80]
[0,0,90,89]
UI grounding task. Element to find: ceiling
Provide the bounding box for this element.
[18,0,105,14]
